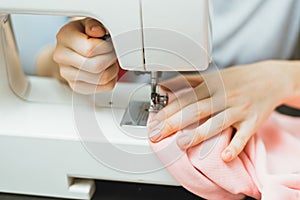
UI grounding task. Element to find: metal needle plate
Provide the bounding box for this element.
[120,101,150,127]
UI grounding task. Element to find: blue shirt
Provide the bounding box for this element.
[212,0,300,68]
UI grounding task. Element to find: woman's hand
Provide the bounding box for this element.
[148,60,299,162]
[53,18,118,94]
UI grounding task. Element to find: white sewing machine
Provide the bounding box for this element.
[0,0,211,199]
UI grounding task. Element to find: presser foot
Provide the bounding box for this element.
[120,92,168,127]
[149,92,168,113]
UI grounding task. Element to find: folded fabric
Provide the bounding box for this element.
[150,112,300,200]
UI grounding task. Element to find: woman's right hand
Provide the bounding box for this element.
[53,18,119,94]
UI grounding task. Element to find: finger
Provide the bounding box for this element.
[53,44,84,67]
[175,107,242,150]
[54,46,116,73]
[148,98,214,142]
[79,52,116,73]
[56,21,113,57]
[97,63,119,84]
[151,82,211,123]
[60,62,119,85]
[68,76,118,94]
[82,18,106,38]
[54,44,115,71]
[160,74,204,92]
[221,122,254,162]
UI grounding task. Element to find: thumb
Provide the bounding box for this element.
[84,18,106,38]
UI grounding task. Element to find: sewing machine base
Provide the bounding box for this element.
[0,76,178,200]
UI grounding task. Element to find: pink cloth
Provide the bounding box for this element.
[150,112,300,200]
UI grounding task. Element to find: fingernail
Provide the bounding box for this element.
[91,25,102,32]
[177,135,193,149]
[149,129,161,142]
[148,120,159,130]
[222,149,232,161]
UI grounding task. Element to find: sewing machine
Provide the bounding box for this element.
[0,0,211,199]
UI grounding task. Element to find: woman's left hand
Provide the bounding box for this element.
[148,60,297,162]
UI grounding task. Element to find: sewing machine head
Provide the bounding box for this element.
[0,0,211,123]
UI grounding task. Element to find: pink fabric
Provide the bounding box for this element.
[150,112,300,200]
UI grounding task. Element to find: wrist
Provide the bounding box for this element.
[273,60,300,108]
[290,61,300,96]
